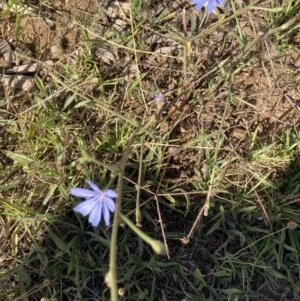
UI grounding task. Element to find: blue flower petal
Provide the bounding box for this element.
[70,187,97,198]
[86,180,102,193]
[73,198,97,216]
[102,204,110,226]
[104,189,117,198]
[103,197,116,212]
[88,201,102,226]
[207,0,217,13]
[71,180,117,227]
[192,0,223,13]
[192,0,207,9]
[154,92,165,105]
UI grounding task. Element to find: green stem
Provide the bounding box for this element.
[107,114,161,300]
[136,136,144,226]
[120,213,166,255]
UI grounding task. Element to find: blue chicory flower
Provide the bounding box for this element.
[71,180,117,227]
[192,0,223,14]
[154,92,165,105]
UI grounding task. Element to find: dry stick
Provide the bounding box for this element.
[184,205,205,243]
[11,279,53,301]
[109,174,208,231]
[252,184,271,226]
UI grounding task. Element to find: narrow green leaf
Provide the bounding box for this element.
[11,232,18,257]
[223,288,243,294]
[118,265,136,282]
[15,267,31,286]
[68,233,81,275]
[56,144,65,165]
[0,198,26,214]
[288,230,300,251]
[0,176,27,192]
[14,8,20,40]
[35,76,46,94]
[228,229,246,247]
[59,185,69,201]
[42,184,58,205]
[213,271,231,277]
[266,267,285,279]
[283,243,298,253]
[207,217,222,235]
[163,194,176,204]
[3,150,35,165]
[237,206,257,213]
[194,268,207,288]
[63,94,77,111]
[27,126,36,140]
[47,228,70,255]
[0,294,8,301]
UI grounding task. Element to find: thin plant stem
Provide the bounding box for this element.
[107,111,163,300]
[136,136,144,227]
[154,195,170,259]
[107,127,141,300]
[120,213,166,255]
[183,41,188,79]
